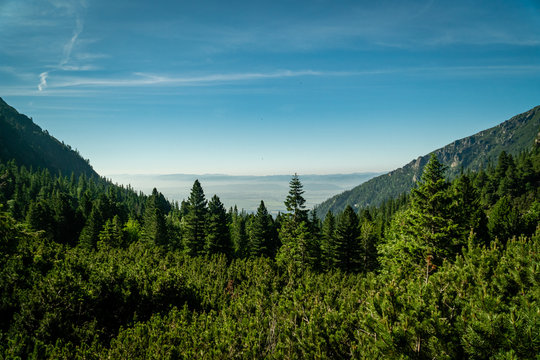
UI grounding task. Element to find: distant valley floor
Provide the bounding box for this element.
[106,173,383,214]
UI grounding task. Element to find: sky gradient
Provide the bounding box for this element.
[1,0,540,176]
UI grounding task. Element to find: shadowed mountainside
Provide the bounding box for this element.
[0,97,98,178]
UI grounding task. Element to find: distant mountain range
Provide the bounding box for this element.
[0,97,98,178]
[316,105,540,216]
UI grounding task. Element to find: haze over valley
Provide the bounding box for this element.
[107,172,381,214]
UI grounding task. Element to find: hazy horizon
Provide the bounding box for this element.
[106,172,383,214]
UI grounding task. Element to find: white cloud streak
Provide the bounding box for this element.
[61,17,83,67]
[36,0,87,91]
[53,70,328,88]
[44,64,540,90]
[38,72,49,91]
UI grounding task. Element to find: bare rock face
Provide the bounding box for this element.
[451,154,461,168]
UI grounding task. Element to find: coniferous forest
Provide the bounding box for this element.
[0,132,539,358]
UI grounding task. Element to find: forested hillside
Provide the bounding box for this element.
[317,105,540,216]
[0,98,98,178]
[1,132,538,358]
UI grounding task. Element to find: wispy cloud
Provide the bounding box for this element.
[38,72,49,92]
[52,70,328,88]
[60,17,84,67]
[39,64,540,91]
[35,0,88,91]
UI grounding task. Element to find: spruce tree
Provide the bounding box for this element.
[183,180,207,256]
[487,196,521,243]
[306,209,322,270]
[231,208,249,258]
[277,174,314,271]
[379,154,459,277]
[79,205,104,249]
[451,173,488,246]
[249,201,273,258]
[406,153,457,265]
[334,205,360,271]
[205,195,231,256]
[26,199,54,235]
[320,211,337,271]
[99,215,124,247]
[358,216,378,272]
[143,188,168,246]
[51,192,80,245]
[284,173,308,223]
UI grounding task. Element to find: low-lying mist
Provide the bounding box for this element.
[106,173,382,214]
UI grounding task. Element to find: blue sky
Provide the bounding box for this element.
[1,0,540,176]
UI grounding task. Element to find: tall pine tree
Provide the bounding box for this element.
[142,188,168,246]
[183,180,207,256]
[249,200,273,258]
[284,173,308,223]
[320,211,337,271]
[334,205,360,272]
[205,195,231,256]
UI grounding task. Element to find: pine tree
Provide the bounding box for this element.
[205,195,231,256]
[79,205,104,249]
[334,205,360,271]
[99,215,124,247]
[487,196,521,243]
[306,209,322,270]
[284,173,308,223]
[51,192,80,245]
[358,216,378,272]
[320,211,337,271]
[406,154,457,265]
[143,188,168,246]
[277,174,315,271]
[26,199,55,235]
[249,201,273,258]
[379,154,459,277]
[231,208,249,258]
[451,173,488,246]
[183,180,207,256]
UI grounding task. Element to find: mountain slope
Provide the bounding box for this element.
[0,97,98,178]
[316,105,540,216]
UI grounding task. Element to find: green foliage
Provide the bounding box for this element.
[320,211,337,271]
[488,196,521,243]
[284,173,308,223]
[248,200,273,258]
[143,188,168,246]
[99,215,124,247]
[334,205,361,272]
[277,174,320,272]
[231,207,249,258]
[182,180,207,256]
[205,195,232,256]
[379,155,458,276]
